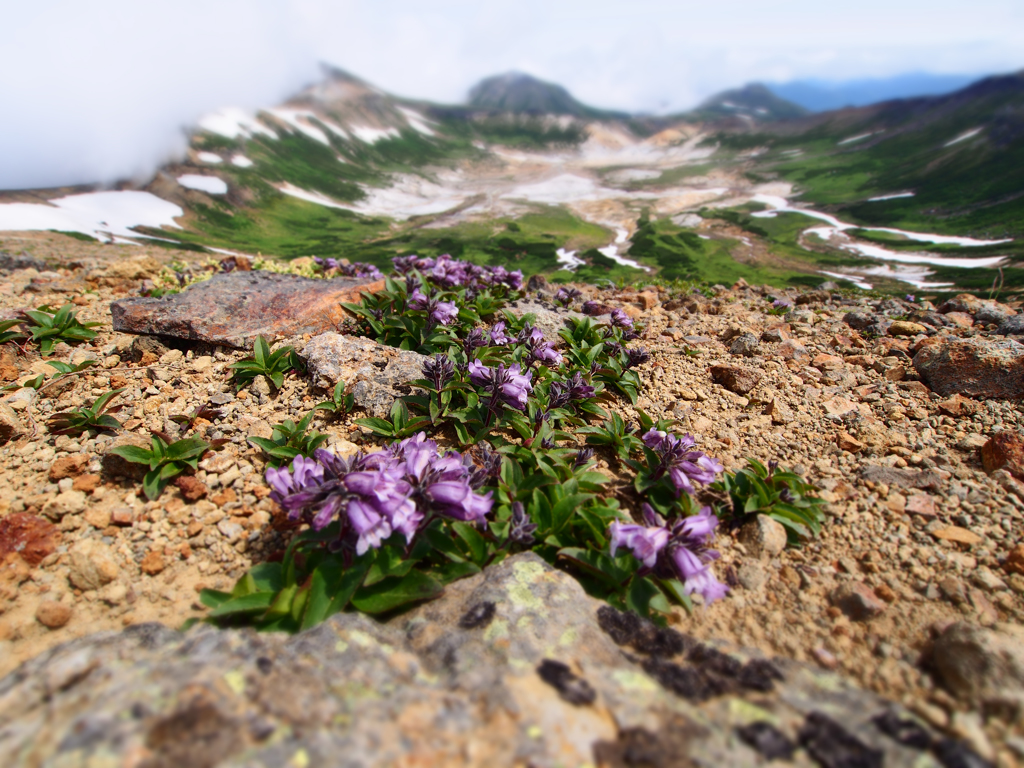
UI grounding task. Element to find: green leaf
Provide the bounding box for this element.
[300,560,343,630]
[351,570,443,614]
[163,437,210,462]
[658,578,695,613]
[248,562,285,593]
[207,591,276,618]
[430,560,480,585]
[451,522,487,565]
[198,589,233,609]
[264,584,298,620]
[363,541,417,586]
[626,576,661,618]
[107,445,153,465]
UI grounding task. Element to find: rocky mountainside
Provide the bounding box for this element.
[1,232,1023,764]
[689,83,810,123]
[466,71,628,118]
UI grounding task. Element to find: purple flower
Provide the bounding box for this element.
[623,346,650,370]
[489,321,513,346]
[519,325,563,367]
[548,372,595,409]
[423,354,454,391]
[905,294,916,303]
[408,288,429,310]
[642,428,723,497]
[393,254,436,274]
[610,308,634,329]
[554,287,582,307]
[508,501,537,545]
[337,262,383,280]
[469,359,533,412]
[432,300,459,325]
[609,521,669,568]
[772,298,792,309]
[609,504,728,605]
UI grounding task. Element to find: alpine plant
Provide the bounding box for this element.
[265,434,493,556]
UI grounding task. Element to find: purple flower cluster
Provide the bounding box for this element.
[642,428,724,497]
[518,325,563,366]
[554,287,582,307]
[771,298,792,309]
[408,288,459,326]
[313,258,383,280]
[468,359,533,412]
[610,308,634,330]
[548,372,596,410]
[609,504,728,605]
[905,294,916,303]
[392,254,523,292]
[266,434,493,555]
[623,346,650,370]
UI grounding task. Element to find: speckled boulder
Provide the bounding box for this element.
[913,337,1024,399]
[0,553,961,768]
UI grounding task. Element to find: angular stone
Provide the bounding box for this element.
[932,622,1024,702]
[812,353,843,370]
[728,333,760,357]
[842,312,876,330]
[931,527,982,546]
[0,513,58,566]
[777,340,809,361]
[913,337,1024,399]
[838,432,864,453]
[0,402,26,445]
[830,582,887,621]
[1003,544,1024,576]
[48,455,89,482]
[303,333,428,419]
[997,314,1024,336]
[980,431,1024,479]
[140,550,166,576]
[67,539,119,590]
[41,490,87,521]
[110,271,384,349]
[494,299,584,345]
[888,320,928,337]
[709,364,762,395]
[737,514,788,559]
[905,494,937,518]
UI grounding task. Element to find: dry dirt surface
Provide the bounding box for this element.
[1,231,1023,764]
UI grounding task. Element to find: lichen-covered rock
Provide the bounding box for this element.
[303,332,427,418]
[110,271,383,349]
[913,337,1024,399]
[0,553,954,768]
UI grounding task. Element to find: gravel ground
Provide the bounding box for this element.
[1,231,1023,763]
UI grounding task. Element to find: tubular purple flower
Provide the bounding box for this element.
[431,300,459,325]
[609,521,669,569]
[426,481,493,522]
[489,321,512,346]
[347,499,393,555]
[610,308,634,329]
[408,288,429,310]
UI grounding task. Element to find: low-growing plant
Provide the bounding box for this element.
[47,389,124,436]
[713,459,826,544]
[0,319,25,346]
[199,252,804,635]
[313,381,355,416]
[44,359,97,376]
[19,303,101,356]
[249,411,328,468]
[229,336,305,390]
[109,434,223,500]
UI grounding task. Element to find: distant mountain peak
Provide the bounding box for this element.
[694,83,809,122]
[467,72,625,118]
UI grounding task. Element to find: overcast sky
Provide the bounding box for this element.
[2,0,1022,190]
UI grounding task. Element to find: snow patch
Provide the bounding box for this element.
[351,125,401,143]
[867,192,914,201]
[944,127,983,147]
[268,109,330,145]
[230,155,254,168]
[838,132,876,146]
[398,107,435,136]
[277,183,349,210]
[555,248,585,271]
[597,228,650,272]
[0,191,182,243]
[177,175,228,195]
[819,270,873,290]
[198,108,276,140]
[197,152,222,164]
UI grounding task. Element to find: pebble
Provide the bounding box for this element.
[35,600,73,629]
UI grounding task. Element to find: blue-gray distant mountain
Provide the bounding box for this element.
[769,73,981,112]
[466,72,628,119]
[689,84,809,122]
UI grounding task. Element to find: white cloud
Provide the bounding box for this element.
[1,0,1021,189]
